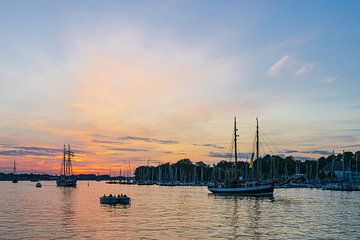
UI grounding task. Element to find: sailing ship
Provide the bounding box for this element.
[12,160,18,183]
[208,117,274,196]
[56,144,77,187]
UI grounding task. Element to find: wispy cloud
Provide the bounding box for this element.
[302,150,333,155]
[163,151,186,155]
[322,75,338,84]
[193,143,225,149]
[92,139,123,144]
[0,145,87,157]
[267,55,290,77]
[0,150,55,157]
[272,33,318,50]
[341,144,360,149]
[118,136,178,145]
[110,147,149,152]
[294,63,315,76]
[282,149,299,154]
[208,151,251,159]
[267,55,316,78]
[12,146,60,153]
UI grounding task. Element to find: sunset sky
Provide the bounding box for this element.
[1,1,360,174]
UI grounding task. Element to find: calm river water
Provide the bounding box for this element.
[0,181,359,239]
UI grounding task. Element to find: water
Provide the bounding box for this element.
[0,182,359,240]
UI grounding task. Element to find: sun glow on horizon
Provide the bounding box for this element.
[1,1,359,173]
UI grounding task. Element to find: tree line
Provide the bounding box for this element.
[134,151,360,183]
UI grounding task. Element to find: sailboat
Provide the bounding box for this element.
[208,117,274,196]
[56,144,77,187]
[12,160,18,183]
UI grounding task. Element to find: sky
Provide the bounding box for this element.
[0,0,360,174]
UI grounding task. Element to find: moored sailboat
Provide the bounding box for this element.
[208,117,274,196]
[56,144,77,187]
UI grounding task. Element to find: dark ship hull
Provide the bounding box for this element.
[56,177,77,187]
[208,183,274,196]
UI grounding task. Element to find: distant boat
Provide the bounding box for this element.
[56,144,77,187]
[36,182,42,188]
[208,117,274,196]
[12,160,18,183]
[105,180,118,184]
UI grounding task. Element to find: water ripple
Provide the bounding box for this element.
[0,182,359,239]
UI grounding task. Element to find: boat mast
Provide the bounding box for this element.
[349,151,352,182]
[356,152,358,181]
[256,117,260,179]
[63,144,66,176]
[128,160,131,177]
[234,117,239,179]
[13,160,16,175]
[67,144,71,176]
[158,161,161,183]
[147,158,150,181]
[331,150,335,181]
[342,150,345,181]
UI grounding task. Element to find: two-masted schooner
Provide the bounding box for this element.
[208,117,274,196]
[56,144,77,187]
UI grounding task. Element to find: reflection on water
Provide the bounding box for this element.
[0,182,359,239]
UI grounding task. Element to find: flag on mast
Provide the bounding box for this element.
[249,153,254,168]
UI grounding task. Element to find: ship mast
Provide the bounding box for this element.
[331,150,335,181]
[67,144,70,176]
[234,117,238,164]
[63,144,66,176]
[256,117,260,179]
[13,160,16,175]
[234,117,239,179]
[356,152,358,180]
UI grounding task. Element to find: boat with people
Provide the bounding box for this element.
[56,144,77,187]
[100,194,131,205]
[208,117,275,196]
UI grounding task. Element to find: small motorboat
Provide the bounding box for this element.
[36,182,42,188]
[100,194,131,205]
